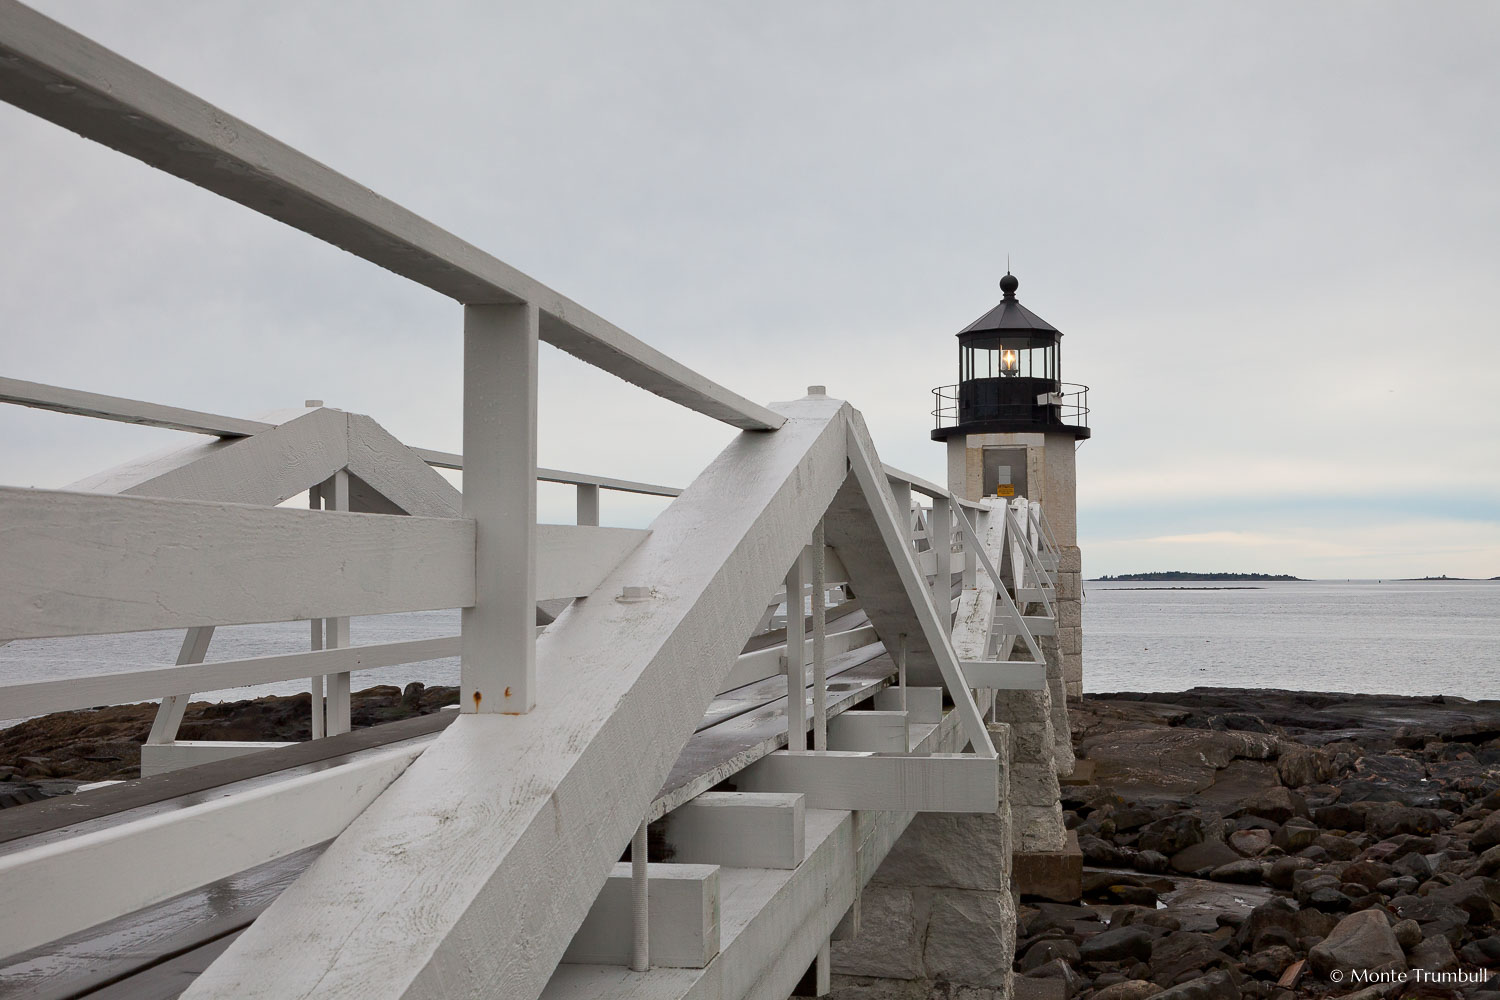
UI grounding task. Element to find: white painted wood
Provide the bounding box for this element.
[0,6,782,430]
[784,556,805,749]
[959,660,1048,690]
[540,716,971,1000]
[324,470,354,737]
[928,497,952,617]
[837,416,993,758]
[146,624,214,744]
[1023,615,1057,636]
[139,740,298,777]
[810,521,827,752]
[735,751,997,813]
[0,487,474,640]
[825,711,908,753]
[344,413,463,518]
[462,302,538,715]
[536,525,652,603]
[181,396,849,1000]
[718,624,875,692]
[576,483,601,526]
[873,686,942,724]
[68,406,344,506]
[411,450,683,497]
[562,864,720,969]
[0,744,422,960]
[0,375,272,438]
[0,636,461,731]
[662,792,805,870]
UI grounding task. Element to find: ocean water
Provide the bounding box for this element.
[1084,579,1500,701]
[2,581,1497,727]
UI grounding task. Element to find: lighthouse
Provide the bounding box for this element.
[932,271,1089,700]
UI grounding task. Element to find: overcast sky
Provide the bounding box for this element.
[3,1,1497,578]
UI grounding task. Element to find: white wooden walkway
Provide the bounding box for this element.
[0,5,1070,997]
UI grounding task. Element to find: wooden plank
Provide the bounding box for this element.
[0,844,321,1000]
[535,525,651,603]
[0,713,454,849]
[655,654,891,819]
[833,415,994,758]
[412,449,684,497]
[0,744,423,959]
[462,302,539,714]
[959,660,1048,691]
[0,487,474,640]
[826,711,908,753]
[0,636,461,721]
[67,406,346,507]
[872,686,942,725]
[1022,615,1057,636]
[0,375,272,438]
[734,751,998,813]
[0,5,782,431]
[180,396,847,1000]
[561,864,719,969]
[139,740,297,777]
[344,414,463,518]
[661,793,805,871]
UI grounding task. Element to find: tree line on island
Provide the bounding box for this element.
[1092,572,1303,582]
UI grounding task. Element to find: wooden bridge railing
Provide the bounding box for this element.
[0,4,1065,997]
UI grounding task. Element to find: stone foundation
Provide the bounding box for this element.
[830,723,1016,999]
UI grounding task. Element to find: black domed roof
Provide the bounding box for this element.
[958,272,1060,339]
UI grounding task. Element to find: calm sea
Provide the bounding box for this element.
[1085,579,1500,701]
[2,580,1497,726]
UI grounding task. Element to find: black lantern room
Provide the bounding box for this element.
[931,272,1090,441]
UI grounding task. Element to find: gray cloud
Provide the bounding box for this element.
[2,0,1496,575]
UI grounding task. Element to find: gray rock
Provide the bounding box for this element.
[1020,937,1080,972]
[1391,918,1422,950]
[1277,745,1334,787]
[1228,829,1272,857]
[1264,856,1315,890]
[1092,981,1164,1000]
[1410,934,1458,973]
[1136,850,1171,874]
[1308,909,1407,979]
[922,891,1014,987]
[1209,860,1264,884]
[1025,957,1085,998]
[1170,840,1240,876]
[873,811,1010,891]
[1472,811,1500,851]
[1243,944,1296,979]
[1240,787,1307,824]
[1079,926,1155,963]
[1459,935,1500,967]
[1475,843,1500,877]
[1152,970,1241,1000]
[830,885,922,979]
[1138,814,1207,856]
[1271,819,1319,853]
[1389,894,1469,943]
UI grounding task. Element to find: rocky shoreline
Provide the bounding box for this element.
[1018,689,1500,1000]
[4,684,1499,999]
[0,683,458,806]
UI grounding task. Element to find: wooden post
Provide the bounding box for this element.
[146,625,215,744]
[576,483,600,526]
[325,469,352,736]
[462,302,539,714]
[811,521,827,752]
[784,555,805,749]
[928,497,951,623]
[889,479,911,551]
[308,482,325,740]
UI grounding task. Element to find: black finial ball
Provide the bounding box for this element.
[999,272,1019,295]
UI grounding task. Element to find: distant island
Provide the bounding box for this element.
[1091,571,1303,582]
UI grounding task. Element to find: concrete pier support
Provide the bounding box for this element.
[830,723,1015,999]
